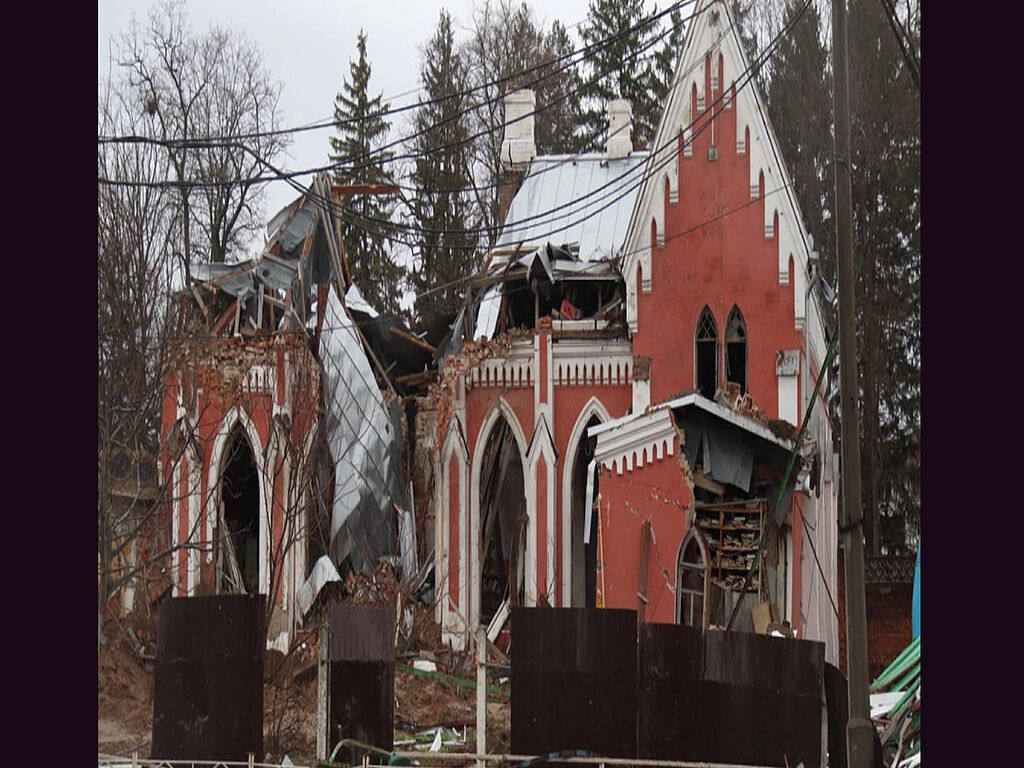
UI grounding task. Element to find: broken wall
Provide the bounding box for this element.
[594,441,691,623]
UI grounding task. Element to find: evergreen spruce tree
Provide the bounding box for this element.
[577,0,665,151]
[762,0,920,553]
[767,0,832,271]
[330,30,406,317]
[845,0,920,555]
[652,7,685,106]
[408,10,480,334]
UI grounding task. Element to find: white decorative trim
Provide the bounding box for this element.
[632,378,651,414]
[552,340,633,387]
[245,364,274,395]
[593,407,677,476]
[470,398,531,635]
[440,416,470,649]
[205,405,269,595]
[265,417,294,622]
[185,441,201,596]
[777,351,800,426]
[533,334,554,431]
[594,391,794,450]
[467,341,533,388]
[170,418,203,597]
[527,414,558,603]
[561,398,612,606]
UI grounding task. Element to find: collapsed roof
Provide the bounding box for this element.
[177,173,434,611]
[473,153,648,341]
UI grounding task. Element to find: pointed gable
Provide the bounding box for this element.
[620,0,826,364]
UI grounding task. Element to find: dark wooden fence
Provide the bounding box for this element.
[328,604,395,760]
[152,594,265,763]
[511,607,638,759]
[512,608,835,768]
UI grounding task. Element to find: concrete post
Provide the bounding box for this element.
[831,0,875,765]
[317,623,329,761]
[477,625,487,768]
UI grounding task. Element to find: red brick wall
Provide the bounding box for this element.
[836,549,914,680]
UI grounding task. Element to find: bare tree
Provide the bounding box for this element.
[113,0,288,274]
[98,66,176,649]
[462,0,546,243]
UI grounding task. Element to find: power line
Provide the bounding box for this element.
[103,0,813,329]
[317,0,801,258]
[878,0,920,91]
[101,0,806,326]
[98,0,695,156]
[98,0,697,192]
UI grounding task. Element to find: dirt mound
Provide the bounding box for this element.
[98,642,153,754]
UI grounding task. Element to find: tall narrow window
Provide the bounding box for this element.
[677,529,710,628]
[695,306,718,399]
[725,306,748,395]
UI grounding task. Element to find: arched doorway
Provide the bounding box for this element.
[570,415,602,608]
[478,414,527,622]
[676,528,710,628]
[218,427,261,595]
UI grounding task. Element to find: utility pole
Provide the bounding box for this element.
[830,1,875,766]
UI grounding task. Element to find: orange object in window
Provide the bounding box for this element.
[560,298,579,320]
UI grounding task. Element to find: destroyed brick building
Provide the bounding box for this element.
[431,1,840,663]
[156,0,839,664]
[160,174,434,649]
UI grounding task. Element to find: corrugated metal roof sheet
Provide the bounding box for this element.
[494,152,649,262]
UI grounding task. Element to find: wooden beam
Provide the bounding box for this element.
[693,472,726,497]
[211,299,238,336]
[191,285,209,322]
[389,326,436,354]
[394,370,436,386]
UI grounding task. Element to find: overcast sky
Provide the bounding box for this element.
[98,0,610,234]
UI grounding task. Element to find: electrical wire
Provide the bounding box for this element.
[98,0,695,152]
[98,1,695,191]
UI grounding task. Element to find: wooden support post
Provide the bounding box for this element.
[317,623,329,761]
[476,625,487,768]
[637,520,651,626]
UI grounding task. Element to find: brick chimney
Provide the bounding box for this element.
[606,98,633,159]
[498,89,537,227]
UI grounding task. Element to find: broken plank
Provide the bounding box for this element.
[394,370,435,386]
[693,472,726,496]
[191,285,210,320]
[211,299,239,336]
[389,326,436,354]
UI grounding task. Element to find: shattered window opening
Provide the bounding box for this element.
[695,306,719,399]
[218,427,261,595]
[571,415,602,608]
[725,306,748,395]
[479,416,527,621]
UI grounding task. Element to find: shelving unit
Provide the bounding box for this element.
[695,499,766,595]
